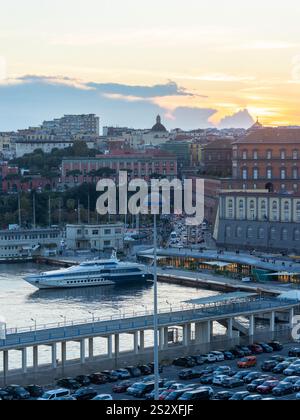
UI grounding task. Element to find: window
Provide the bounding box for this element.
[281,228,288,241]
[294,229,300,241]
[284,201,290,222]
[293,168,298,180]
[242,168,248,180]
[293,150,298,160]
[247,227,253,239]
[225,226,231,238]
[266,150,272,160]
[238,200,245,219]
[228,199,234,219]
[253,150,258,160]
[249,200,255,220]
[242,150,248,160]
[270,227,277,241]
[272,201,278,221]
[253,168,259,180]
[236,226,243,238]
[281,169,286,180]
[260,200,267,219]
[267,168,272,179]
[104,229,111,235]
[296,202,300,222]
[280,149,286,160]
[258,228,265,239]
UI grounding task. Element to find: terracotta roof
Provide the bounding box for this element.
[235,128,300,144]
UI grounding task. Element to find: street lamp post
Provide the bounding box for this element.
[153,212,159,401]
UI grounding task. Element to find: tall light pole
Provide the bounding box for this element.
[153,211,159,401]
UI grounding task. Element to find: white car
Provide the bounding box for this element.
[92,394,113,401]
[210,351,225,362]
[213,375,229,386]
[202,353,218,363]
[38,389,71,400]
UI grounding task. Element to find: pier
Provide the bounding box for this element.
[0,293,298,386]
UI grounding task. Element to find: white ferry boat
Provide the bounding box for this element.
[24,252,153,289]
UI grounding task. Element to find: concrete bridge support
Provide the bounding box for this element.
[195,321,211,345]
[33,346,39,373]
[20,348,27,374]
[88,338,94,360]
[80,339,85,364]
[107,336,113,359]
[183,323,191,347]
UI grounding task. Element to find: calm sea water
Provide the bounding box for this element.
[0,263,220,371]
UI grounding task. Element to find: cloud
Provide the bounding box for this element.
[167,107,217,130]
[0,75,214,131]
[218,109,254,129]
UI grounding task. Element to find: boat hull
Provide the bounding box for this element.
[25,273,154,290]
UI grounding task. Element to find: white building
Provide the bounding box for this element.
[66,223,124,251]
[0,228,62,261]
[15,138,96,158]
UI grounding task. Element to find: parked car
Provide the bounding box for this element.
[223,351,234,360]
[212,391,234,401]
[268,341,283,351]
[257,380,280,395]
[230,348,245,358]
[248,344,264,355]
[56,378,81,390]
[244,394,262,401]
[89,373,108,385]
[75,375,91,387]
[270,355,285,363]
[145,388,167,401]
[101,370,119,382]
[200,375,214,385]
[229,391,250,401]
[92,394,113,400]
[281,376,300,385]
[3,385,30,400]
[178,387,213,401]
[173,357,197,367]
[38,389,71,400]
[0,390,13,401]
[148,363,163,374]
[165,388,194,401]
[213,375,230,386]
[247,378,270,393]
[125,366,142,378]
[222,377,244,389]
[112,381,133,394]
[214,366,232,376]
[244,372,261,384]
[178,369,202,380]
[288,348,300,357]
[272,383,294,396]
[190,355,205,365]
[258,343,274,353]
[210,351,225,361]
[114,369,131,380]
[73,388,98,401]
[261,360,278,372]
[237,356,257,369]
[127,382,159,398]
[138,365,152,376]
[238,346,252,356]
[24,385,44,398]
[233,371,251,380]
[293,380,300,392]
[272,362,290,374]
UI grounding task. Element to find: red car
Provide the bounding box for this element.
[248,344,264,355]
[112,381,132,393]
[257,380,280,395]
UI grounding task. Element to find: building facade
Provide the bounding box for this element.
[61,150,178,185]
[66,223,124,251]
[0,227,62,261]
[216,190,300,252]
[223,128,300,193]
[201,138,233,177]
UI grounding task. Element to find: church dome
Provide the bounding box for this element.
[151,115,167,132]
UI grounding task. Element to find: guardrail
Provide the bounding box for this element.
[3,297,298,337]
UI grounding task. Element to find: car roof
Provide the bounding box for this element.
[44,388,69,394]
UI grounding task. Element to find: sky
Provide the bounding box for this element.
[0,0,300,131]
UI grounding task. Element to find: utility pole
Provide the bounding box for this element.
[32,193,36,229]
[78,200,81,224]
[87,194,90,225]
[18,194,21,227]
[48,196,51,228]
[59,198,62,226]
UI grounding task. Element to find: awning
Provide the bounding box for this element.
[263,272,300,277]
[202,261,232,268]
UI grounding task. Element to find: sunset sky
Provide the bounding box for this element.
[1,0,300,130]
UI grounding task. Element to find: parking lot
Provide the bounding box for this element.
[4,342,300,400]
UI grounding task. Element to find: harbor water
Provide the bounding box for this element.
[0,263,221,372]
